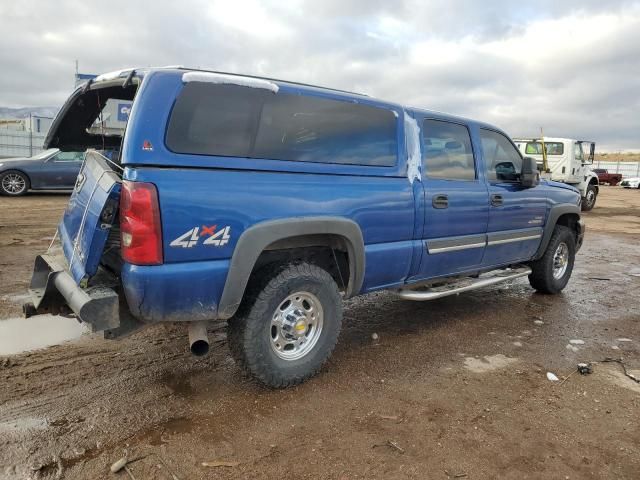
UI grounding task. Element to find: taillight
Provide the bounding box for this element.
[120,180,163,265]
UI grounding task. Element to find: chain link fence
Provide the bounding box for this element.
[0,130,47,158]
[592,160,640,178]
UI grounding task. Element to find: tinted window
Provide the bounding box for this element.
[166,83,398,167]
[166,83,264,158]
[525,142,564,155]
[480,129,523,182]
[54,151,83,162]
[422,120,475,180]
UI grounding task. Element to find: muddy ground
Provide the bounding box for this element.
[0,187,639,480]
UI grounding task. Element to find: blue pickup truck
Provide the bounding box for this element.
[25,67,584,387]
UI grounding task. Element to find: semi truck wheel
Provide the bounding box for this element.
[528,225,576,294]
[581,184,597,211]
[228,262,342,388]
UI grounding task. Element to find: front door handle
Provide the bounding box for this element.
[432,194,449,209]
[491,194,503,207]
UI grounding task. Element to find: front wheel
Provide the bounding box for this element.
[228,262,343,388]
[581,184,597,211]
[0,170,30,196]
[528,225,576,294]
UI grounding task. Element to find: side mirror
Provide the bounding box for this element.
[521,156,540,188]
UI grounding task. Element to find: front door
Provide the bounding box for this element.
[42,151,83,188]
[414,119,489,280]
[479,128,547,267]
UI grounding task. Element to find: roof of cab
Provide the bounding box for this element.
[94,66,502,132]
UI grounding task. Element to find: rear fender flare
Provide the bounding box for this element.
[218,217,365,319]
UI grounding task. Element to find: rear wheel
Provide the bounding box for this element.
[528,225,576,294]
[228,262,342,388]
[581,184,597,211]
[0,170,30,196]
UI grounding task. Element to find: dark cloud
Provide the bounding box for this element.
[0,0,639,149]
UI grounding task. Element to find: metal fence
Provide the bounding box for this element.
[592,160,640,178]
[0,130,47,158]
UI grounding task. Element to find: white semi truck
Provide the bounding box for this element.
[513,137,599,211]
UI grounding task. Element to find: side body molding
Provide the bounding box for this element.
[532,203,581,260]
[218,217,365,319]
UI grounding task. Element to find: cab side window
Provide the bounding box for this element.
[480,129,522,182]
[422,119,475,180]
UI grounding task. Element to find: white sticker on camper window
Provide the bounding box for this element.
[405,114,422,184]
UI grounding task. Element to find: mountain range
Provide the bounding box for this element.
[0,106,60,119]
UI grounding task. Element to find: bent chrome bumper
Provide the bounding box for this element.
[24,249,124,334]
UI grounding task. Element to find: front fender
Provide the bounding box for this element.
[532,204,581,260]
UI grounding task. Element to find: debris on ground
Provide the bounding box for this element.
[569,339,585,345]
[546,372,560,382]
[377,414,400,421]
[202,460,240,467]
[587,277,611,281]
[617,338,633,342]
[445,470,468,478]
[578,363,593,375]
[372,439,405,454]
[110,456,129,473]
[371,332,379,341]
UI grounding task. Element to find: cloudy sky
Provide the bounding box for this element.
[1,0,639,150]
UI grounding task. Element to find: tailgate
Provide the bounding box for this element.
[59,150,121,285]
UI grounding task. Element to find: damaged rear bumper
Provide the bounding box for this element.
[24,250,142,338]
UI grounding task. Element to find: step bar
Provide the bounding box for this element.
[396,266,532,301]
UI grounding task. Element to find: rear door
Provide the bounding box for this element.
[479,128,546,267]
[413,119,489,280]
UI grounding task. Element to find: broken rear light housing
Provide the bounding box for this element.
[120,180,163,265]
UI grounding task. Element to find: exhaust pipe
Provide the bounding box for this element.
[188,321,209,356]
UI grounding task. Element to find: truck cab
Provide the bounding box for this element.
[24,67,585,388]
[513,137,599,211]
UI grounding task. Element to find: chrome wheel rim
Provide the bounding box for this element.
[552,242,569,279]
[2,173,26,194]
[270,291,323,361]
[586,189,595,205]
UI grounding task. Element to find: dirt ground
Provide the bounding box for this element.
[0,187,639,480]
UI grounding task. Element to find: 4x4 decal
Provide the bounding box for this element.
[170,225,231,248]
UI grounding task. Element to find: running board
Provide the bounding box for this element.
[396,266,532,301]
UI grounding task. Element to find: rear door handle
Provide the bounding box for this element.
[491,194,503,207]
[432,194,449,209]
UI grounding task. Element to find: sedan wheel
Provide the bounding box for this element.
[0,171,30,196]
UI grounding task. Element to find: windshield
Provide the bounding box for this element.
[525,142,564,155]
[31,148,59,159]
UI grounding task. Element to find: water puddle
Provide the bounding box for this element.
[0,315,88,355]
